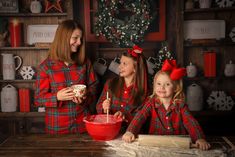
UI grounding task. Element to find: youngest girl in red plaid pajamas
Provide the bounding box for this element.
[122,59,211,150]
[96,45,148,126]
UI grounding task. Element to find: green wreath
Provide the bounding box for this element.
[95,0,154,47]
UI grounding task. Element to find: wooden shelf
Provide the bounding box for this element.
[184,7,235,13]
[0,112,45,118]
[0,80,36,83]
[184,41,235,47]
[191,110,235,116]
[98,47,156,52]
[184,76,235,81]
[0,13,67,17]
[0,47,49,51]
[184,77,216,81]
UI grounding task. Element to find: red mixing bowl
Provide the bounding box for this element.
[83,114,123,141]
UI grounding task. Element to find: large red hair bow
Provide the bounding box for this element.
[161,59,186,80]
[128,45,143,58]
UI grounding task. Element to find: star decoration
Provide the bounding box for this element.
[44,0,63,13]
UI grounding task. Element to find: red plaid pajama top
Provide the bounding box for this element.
[127,97,205,142]
[34,57,99,134]
[96,79,144,124]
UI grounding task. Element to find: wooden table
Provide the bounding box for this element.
[0,134,234,157]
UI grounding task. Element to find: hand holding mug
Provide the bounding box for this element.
[71,84,87,104]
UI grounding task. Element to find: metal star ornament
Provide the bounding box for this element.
[44,0,63,13]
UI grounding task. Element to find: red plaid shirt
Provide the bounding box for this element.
[96,79,143,123]
[127,97,205,142]
[34,57,99,134]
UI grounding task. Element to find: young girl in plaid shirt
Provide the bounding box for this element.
[34,20,99,134]
[122,59,211,150]
[96,45,148,126]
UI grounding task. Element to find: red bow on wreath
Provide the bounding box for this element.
[128,45,143,58]
[161,59,186,80]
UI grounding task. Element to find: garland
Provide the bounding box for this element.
[155,42,175,71]
[95,0,154,47]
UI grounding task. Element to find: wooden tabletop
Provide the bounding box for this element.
[0,134,234,157]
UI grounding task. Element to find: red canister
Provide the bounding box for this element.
[9,19,22,47]
[19,88,30,112]
[203,50,216,77]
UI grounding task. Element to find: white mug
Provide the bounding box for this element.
[93,58,107,76]
[108,57,120,75]
[72,84,86,97]
[146,57,157,75]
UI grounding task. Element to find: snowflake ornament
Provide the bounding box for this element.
[229,27,235,42]
[207,91,234,110]
[215,0,235,8]
[20,66,35,80]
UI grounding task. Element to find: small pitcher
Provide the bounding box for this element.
[1,53,22,80]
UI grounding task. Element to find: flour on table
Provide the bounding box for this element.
[105,137,226,157]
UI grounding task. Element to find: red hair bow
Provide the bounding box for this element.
[128,45,143,58]
[161,59,186,80]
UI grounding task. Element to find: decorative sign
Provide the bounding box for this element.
[184,20,225,40]
[27,25,58,45]
[0,0,19,13]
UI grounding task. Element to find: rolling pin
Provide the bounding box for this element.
[138,135,197,149]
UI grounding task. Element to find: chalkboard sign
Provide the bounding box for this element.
[0,0,19,13]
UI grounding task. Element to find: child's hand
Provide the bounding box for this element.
[114,111,125,120]
[102,99,111,113]
[195,139,211,150]
[122,131,135,143]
